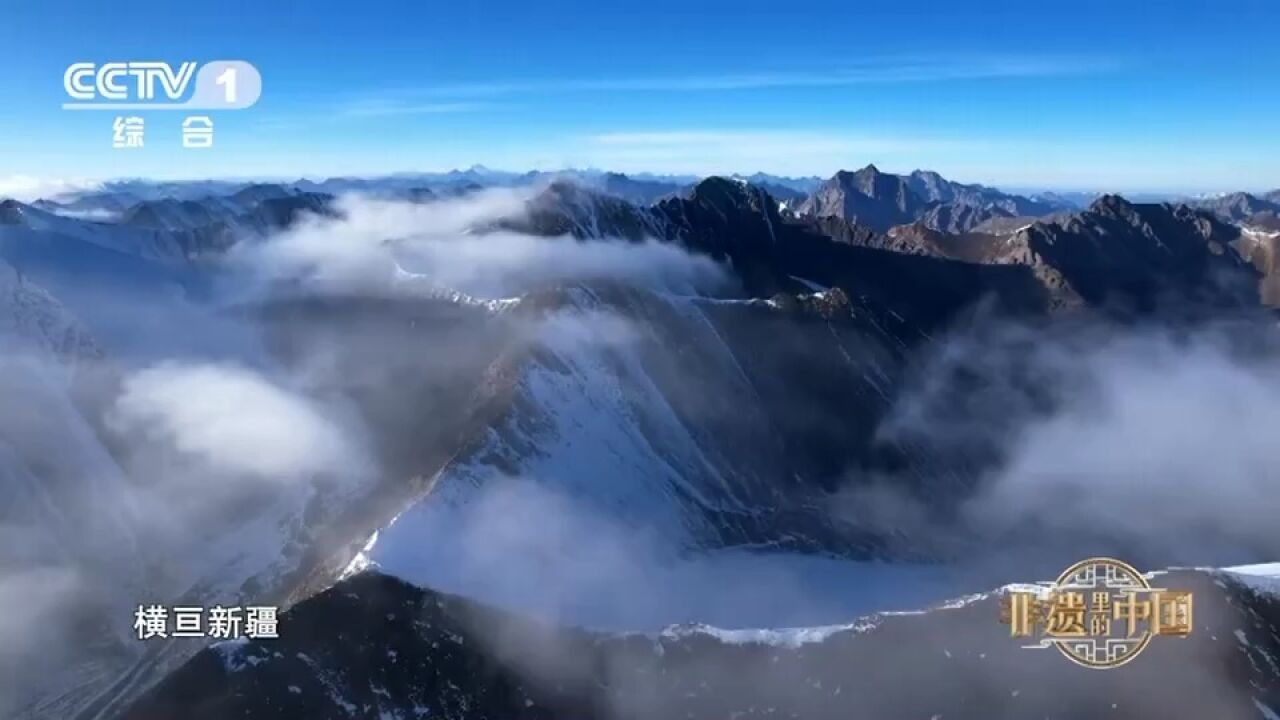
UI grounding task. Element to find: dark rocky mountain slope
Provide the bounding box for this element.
[515,179,1264,314]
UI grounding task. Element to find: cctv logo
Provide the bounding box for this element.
[65,62,197,103]
[62,60,261,111]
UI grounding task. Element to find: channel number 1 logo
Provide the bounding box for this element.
[999,557,1193,669]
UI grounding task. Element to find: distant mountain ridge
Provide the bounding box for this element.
[797,164,1068,232]
[9,168,1277,313]
[1193,191,1280,221]
[502,176,1268,313]
[20,167,1277,243]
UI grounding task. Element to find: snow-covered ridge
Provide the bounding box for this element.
[650,588,978,649]
[658,619,881,649]
[645,562,1280,650]
[1,199,192,262]
[1222,562,1280,596]
[390,261,522,312]
[0,259,102,365]
[1241,224,1280,241]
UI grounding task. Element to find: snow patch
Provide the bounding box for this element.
[212,637,252,672]
[659,619,880,649]
[1233,628,1252,648]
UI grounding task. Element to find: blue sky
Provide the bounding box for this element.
[1,0,1278,194]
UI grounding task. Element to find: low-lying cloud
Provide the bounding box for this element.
[236,190,728,299]
[108,362,364,481]
[866,314,1280,574]
[373,478,963,632]
[0,175,102,203]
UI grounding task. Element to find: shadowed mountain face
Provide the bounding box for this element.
[497,177,1053,320]
[118,185,337,257]
[801,193,1264,312]
[1020,195,1258,310]
[513,178,1266,314]
[650,178,1051,321]
[123,569,1280,720]
[916,201,1012,234]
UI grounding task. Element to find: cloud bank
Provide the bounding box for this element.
[238,189,728,299]
[863,314,1280,575]
[0,175,102,203]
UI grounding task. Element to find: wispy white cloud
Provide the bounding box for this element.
[338,99,492,118]
[588,130,972,152]
[571,129,996,177]
[395,55,1116,97]
[249,99,490,134]
[0,175,102,202]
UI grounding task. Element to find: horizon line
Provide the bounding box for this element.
[3,166,1275,205]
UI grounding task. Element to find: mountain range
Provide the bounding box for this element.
[2,166,1280,719]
